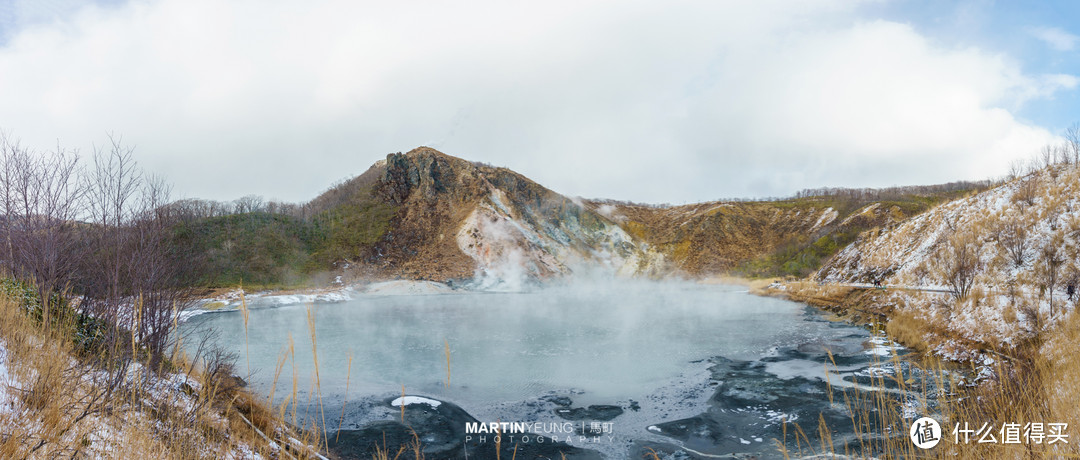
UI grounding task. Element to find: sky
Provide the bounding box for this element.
[0,0,1077,205]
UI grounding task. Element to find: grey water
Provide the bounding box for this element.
[182,281,922,458]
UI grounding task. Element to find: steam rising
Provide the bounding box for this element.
[456,191,666,291]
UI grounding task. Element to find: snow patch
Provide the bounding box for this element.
[812,207,838,231]
[192,288,353,313]
[391,396,442,408]
[363,280,456,295]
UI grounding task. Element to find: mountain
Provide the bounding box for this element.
[312,147,667,287]
[171,146,991,288]
[308,147,974,286]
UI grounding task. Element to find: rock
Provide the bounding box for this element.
[541,395,573,407]
[554,404,624,421]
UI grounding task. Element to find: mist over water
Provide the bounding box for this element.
[182,280,900,457]
[185,282,815,402]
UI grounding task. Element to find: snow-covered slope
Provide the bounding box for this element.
[816,166,1080,350]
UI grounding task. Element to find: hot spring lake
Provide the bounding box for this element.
[182,281,926,458]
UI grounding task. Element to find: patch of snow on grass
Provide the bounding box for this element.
[812,207,838,231]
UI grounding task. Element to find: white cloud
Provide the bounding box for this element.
[1030,26,1079,51]
[0,0,1073,204]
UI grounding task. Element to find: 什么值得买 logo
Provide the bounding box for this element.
[910,416,942,449]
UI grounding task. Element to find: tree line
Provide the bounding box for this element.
[793,180,997,202]
[0,133,193,365]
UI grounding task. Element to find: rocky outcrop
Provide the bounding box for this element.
[357,148,665,285]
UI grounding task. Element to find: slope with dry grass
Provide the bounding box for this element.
[764,164,1080,458]
[0,284,321,459]
[769,280,1080,458]
[602,200,840,275]
[814,165,1080,358]
[596,190,966,278]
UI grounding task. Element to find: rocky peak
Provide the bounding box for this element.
[377,147,470,204]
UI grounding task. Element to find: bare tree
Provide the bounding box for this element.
[128,174,200,359]
[1065,122,1080,165]
[941,231,982,301]
[1057,142,1071,165]
[1041,144,1055,169]
[0,137,86,305]
[1008,158,1026,180]
[0,133,27,272]
[80,139,202,365]
[998,217,1030,268]
[1027,155,1043,175]
[1038,236,1066,318]
[233,194,265,214]
[85,135,142,307]
[0,132,200,372]
[24,144,85,299]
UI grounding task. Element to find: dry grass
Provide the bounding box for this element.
[775,341,1080,459]
[0,289,323,459]
[772,279,1080,459]
[884,308,933,352]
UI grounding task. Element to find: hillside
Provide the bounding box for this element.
[597,193,962,278]
[0,279,314,458]
[314,148,996,285]
[586,200,836,275]
[763,164,1080,459]
[811,165,1080,355]
[172,147,993,288]
[170,212,321,286]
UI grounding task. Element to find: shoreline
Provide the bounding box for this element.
[186,275,766,317]
[186,279,467,317]
[753,279,999,382]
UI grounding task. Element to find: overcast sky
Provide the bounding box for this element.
[0,0,1078,204]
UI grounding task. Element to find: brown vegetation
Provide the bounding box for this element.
[771,281,1080,458]
[610,201,831,274]
[0,133,322,457]
[0,288,316,458]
